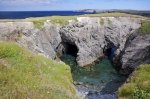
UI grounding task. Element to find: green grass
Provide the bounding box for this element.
[99,18,104,25]
[82,12,145,18]
[32,20,45,29]
[0,42,78,99]
[139,19,150,35]
[118,64,150,99]
[49,16,77,25]
[108,19,112,24]
[26,16,77,29]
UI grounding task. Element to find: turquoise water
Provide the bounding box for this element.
[61,55,125,85]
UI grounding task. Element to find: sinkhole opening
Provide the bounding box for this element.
[60,43,127,97]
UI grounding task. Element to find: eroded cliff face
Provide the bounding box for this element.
[60,17,141,67]
[0,21,61,59]
[116,33,150,74]
[0,17,149,74]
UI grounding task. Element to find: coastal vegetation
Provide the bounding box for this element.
[100,18,104,25]
[118,64,150,99]
[82,12,145,18]
[0,13,150,99]
[139,19,150,35]
[0,42,77,99]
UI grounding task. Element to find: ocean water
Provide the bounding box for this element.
[0,11,89,19]
[61,54,127,98]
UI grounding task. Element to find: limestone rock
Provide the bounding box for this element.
[60,17,141,66]
[0,17,143,70]
[0,21,61,59]
[118,34,150,74]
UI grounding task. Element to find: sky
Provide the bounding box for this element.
[0,0,150,11]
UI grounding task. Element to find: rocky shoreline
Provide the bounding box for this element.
[0,16,150,99]
[1,16,148,75]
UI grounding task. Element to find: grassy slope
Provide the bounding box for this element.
[118,64,150,99]
[0,42,77,99]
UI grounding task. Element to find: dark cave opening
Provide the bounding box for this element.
[64,43,78,57]
[104,47,117,61]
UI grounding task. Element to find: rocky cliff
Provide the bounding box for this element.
[60,17,141,67]
[0,21,61,59]
[115,33,150,74]
[0,16,149,74]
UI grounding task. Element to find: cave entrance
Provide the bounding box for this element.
[64,43,78,57]
[104,47,116,61]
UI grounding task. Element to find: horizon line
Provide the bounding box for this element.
[0,9,150,12]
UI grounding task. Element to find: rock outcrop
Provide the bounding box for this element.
[60,17,141,66]
[1,17,149,75]
[116,34,150,74]
[0,21,61,59]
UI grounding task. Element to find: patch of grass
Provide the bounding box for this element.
[108,19,112,24]
[49,16,77,25]
[82,12,144,18]
[0,42,22,58]
[32,20,45,29]
[24,16,77,29]
[100,18,104,25]
[0,16,77,29]
[26,16,77,27]
[139,19,150,35]
[0,42,78,99]
[118,64,150,99]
